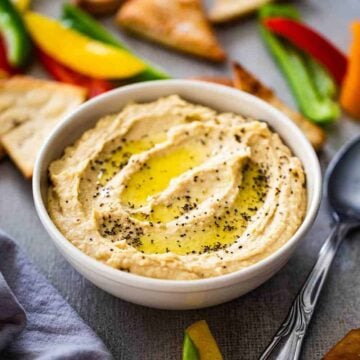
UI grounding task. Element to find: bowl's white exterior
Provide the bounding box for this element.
[33,80,321,310]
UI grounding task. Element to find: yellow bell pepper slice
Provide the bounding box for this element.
[24,12,145,79]
[186,320,223,360]
[12,0,30,12]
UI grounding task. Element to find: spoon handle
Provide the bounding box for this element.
[259,222,350,360]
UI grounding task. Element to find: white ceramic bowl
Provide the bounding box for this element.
[33,80,321,310]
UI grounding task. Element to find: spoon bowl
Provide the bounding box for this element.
[326,136,360,222]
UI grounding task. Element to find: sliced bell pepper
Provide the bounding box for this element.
[305,56,337,99]
[259,4,340,124]
[25,12,145,79]
[61,3,170,81]
[37,48,113,98]
[0,37,18,76]
[0,0,32,67]
[340,21,360,120]
[62,3,126,49]
[183,320,223,360]
[264,17,347,85]
[11,0,31,12]
[182,333,200,360]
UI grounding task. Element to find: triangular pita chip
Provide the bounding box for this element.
[232,62,326,150]
[209,0,273,23]
[0,76,86,177]
[117,0,226,62]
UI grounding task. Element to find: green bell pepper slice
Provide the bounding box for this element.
[305,56,337,99]
[0,0,31,67]
[259,4,340,124]
[182,333,200,360]
[61,3,170,82]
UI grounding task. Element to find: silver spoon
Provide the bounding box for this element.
[260,135,360,360]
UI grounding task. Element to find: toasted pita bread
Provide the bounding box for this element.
[232,62,326,150]
[209,0,273,23]
[323,329,360,359]
[117,0,226,62]
[0,76,86,178]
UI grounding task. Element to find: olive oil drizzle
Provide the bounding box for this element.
[93,132,268,256]
[120,143,207,209]
[98,135,166,186]
[135,161,268,255]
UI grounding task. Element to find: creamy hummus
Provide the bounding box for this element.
[48,95,306,280]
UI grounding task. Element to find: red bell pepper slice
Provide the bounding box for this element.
[264,17,348,85]
[36,48,113,98]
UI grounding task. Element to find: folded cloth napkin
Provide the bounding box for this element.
[0,230,112,360]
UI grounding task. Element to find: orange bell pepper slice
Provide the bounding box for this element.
[340,21,360,120]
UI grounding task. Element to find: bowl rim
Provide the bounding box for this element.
[33,79,322,293]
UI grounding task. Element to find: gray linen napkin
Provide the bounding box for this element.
[0,230,112,360]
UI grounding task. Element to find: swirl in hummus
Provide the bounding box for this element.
[48,95,306,280]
